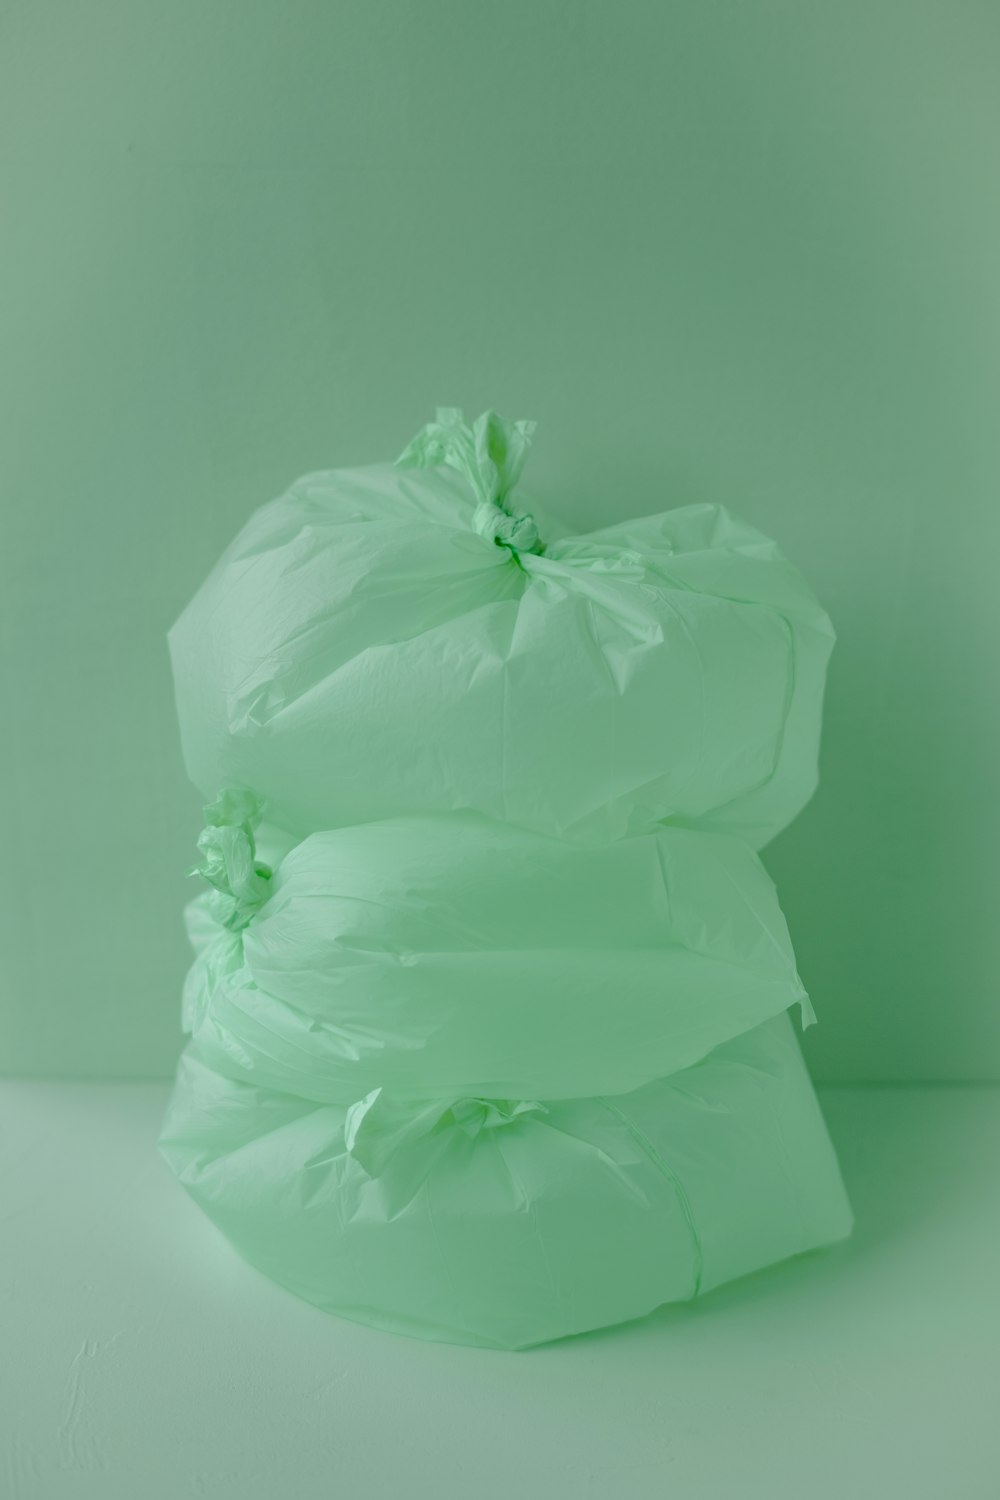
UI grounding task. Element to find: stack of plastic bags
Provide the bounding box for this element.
[159,407,852,1348]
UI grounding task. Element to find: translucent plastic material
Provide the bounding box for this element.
[161,408,851,1348]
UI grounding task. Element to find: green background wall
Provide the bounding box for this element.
[1,0,997,1083]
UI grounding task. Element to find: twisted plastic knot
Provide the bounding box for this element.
[344,1088,548,1177]
[448,1096,547,1138]
[188,787,273,932]
[472,500,542,556]
[397,406,544,560]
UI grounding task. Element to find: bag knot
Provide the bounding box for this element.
[397,406,544,560]
[187,786,273,932]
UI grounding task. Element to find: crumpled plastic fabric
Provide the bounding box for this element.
[160,407,852,1348]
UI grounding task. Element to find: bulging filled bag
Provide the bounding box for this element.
[161,1010,850,1350]
[161,410,851,1348]
[168,407,835,849]
[180,791,813,1107]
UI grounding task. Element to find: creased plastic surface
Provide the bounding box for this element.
[161,408,851,1348]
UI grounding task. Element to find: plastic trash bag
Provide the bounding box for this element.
[180,803,814,1106]
[160,409,851,1348]
[161,1011,849,1351]
[168,408,835,850]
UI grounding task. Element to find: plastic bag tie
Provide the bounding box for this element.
[188,786,273,932]
[344,1087,548,1177]
[397,406,544,560]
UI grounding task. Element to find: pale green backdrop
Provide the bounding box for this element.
[1,0,997,1082]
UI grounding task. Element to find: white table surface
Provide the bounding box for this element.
[1,1080,997,1500]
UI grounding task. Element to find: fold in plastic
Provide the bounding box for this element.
[161,408,851,1348]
